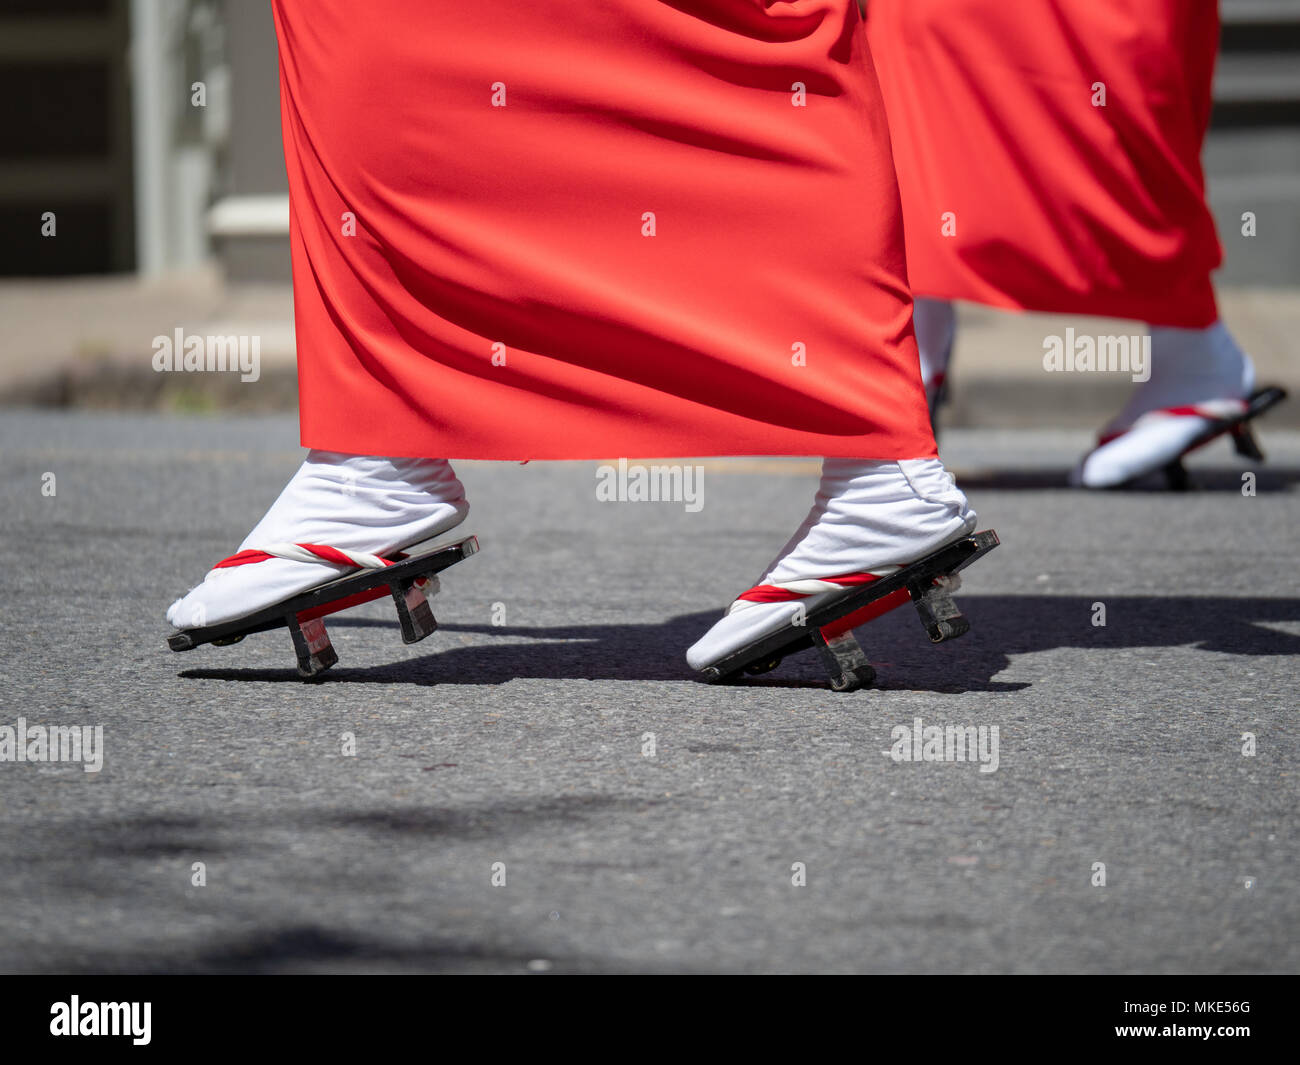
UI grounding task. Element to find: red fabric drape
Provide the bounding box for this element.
[272,1,935,460]
[867,0,1223,327]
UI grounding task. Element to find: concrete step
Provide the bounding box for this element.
[1223,0,1300,26]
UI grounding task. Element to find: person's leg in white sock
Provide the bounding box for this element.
[167,451,469,629]
[1073,320,1256,487]
[913,297,956,418]
[686,457,976,670]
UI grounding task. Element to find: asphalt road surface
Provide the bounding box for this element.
[1,411,1296,973]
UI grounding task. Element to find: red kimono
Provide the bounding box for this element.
[867,0,1223,328]
[272,1,935,461]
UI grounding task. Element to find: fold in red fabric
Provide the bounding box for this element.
[271,0,935,460]
[867,0,1222,327]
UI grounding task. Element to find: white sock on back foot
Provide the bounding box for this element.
[914,297,956,411]
[1103,321,1254,436]
[1075,321,1256,487]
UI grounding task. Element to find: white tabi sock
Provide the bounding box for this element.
[1074,320,1255,487]
[686,458,976,670]
[167,451,469,629]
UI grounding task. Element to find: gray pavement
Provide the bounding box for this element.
[0,411,1296,973]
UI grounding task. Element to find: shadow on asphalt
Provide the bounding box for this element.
[177,594,1300,693]
[21,924,676,975]
[948,466,1300,492]
[9,797,687,974]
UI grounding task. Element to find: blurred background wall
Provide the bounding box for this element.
[1,0,1298,284]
